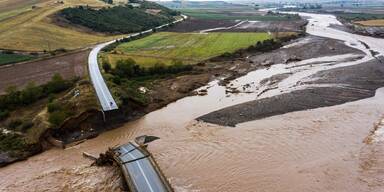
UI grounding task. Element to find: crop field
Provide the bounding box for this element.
[104,32,272,67]
[354,19,384,26]
[0,50,89,94]
[0,0,123,51]
[0,53,35,65]
[180,9,298,21]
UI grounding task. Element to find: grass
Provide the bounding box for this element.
[0,53,35,65]
[0,0,49,21]
[104,32,272,67]
[354,19,384,26]
[179,9,298,21]
[0,0,124,51]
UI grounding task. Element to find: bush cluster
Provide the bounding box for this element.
[6,119,34,132]
[0,132,26,152]
[59,3,177,34]
[47,100,73,128]
[0,74,74,117]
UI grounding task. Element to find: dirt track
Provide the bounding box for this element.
[0,50,89,94]
[166,18,237,32]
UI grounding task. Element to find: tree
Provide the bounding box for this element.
[102,62,112,73]
[114,59,137,78]
[20,82,43,105]
[45,73,68,93]
[4,86,20,107]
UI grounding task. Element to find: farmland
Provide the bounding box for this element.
[354,19,384,26]
[0,53,35,66]
[0,0,122,51]
[102,32,272,67]
[180,9,300,21]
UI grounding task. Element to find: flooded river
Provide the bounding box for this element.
[1,13,384,192]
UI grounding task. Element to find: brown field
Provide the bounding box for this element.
[0,0,122,51]
[0,50,89,94]
[354,19,384,26]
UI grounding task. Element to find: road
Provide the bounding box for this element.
[88,15,187,111]
[115,143,171,192]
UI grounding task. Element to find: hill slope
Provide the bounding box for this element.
[0,0,177,51]
[59,1,179,34]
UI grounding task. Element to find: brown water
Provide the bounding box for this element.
[1,84,384,192]
[2,12,384,191]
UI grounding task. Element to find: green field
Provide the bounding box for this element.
[0,53,35,65]
[104,32,272,67]
[180,9,299,21]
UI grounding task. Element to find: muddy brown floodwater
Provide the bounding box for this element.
[1,12,384,192]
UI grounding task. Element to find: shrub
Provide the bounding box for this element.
[48,111,68,127]
[0,110,9,121]
[8,119,23,130]
[113,59,137,78]
[19,82,43,105]
[0,132,26,152]
[47,101,61,113]
[102,62,112,73]
[20,120,34,132]
[44,73,70,94]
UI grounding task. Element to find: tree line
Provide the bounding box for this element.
[103,59,193,81]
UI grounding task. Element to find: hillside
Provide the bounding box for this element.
[59,1,179,34]
[0,0,176,51]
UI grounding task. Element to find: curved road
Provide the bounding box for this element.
[88,15,187,111]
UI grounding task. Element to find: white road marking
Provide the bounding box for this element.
[120,146,155,192]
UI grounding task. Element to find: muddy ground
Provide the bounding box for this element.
[117,35,371,128]
[198,44,384,126]
[218,20,308,33]
[248,35,362,65]
[121,35,365,124]
[0,50,89,94]
[333,19,384,38]
[166,18,307,33]
[166,18,237,32]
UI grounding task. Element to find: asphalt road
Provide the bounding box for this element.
[88,15,187,111]
[88,41,119,111]
[116,143,167,192]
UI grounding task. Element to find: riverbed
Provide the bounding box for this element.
[1,12,384,192]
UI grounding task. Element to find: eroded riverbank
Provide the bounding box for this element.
[1,12,384,192]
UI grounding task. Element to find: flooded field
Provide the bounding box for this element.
[1,12,384,192]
